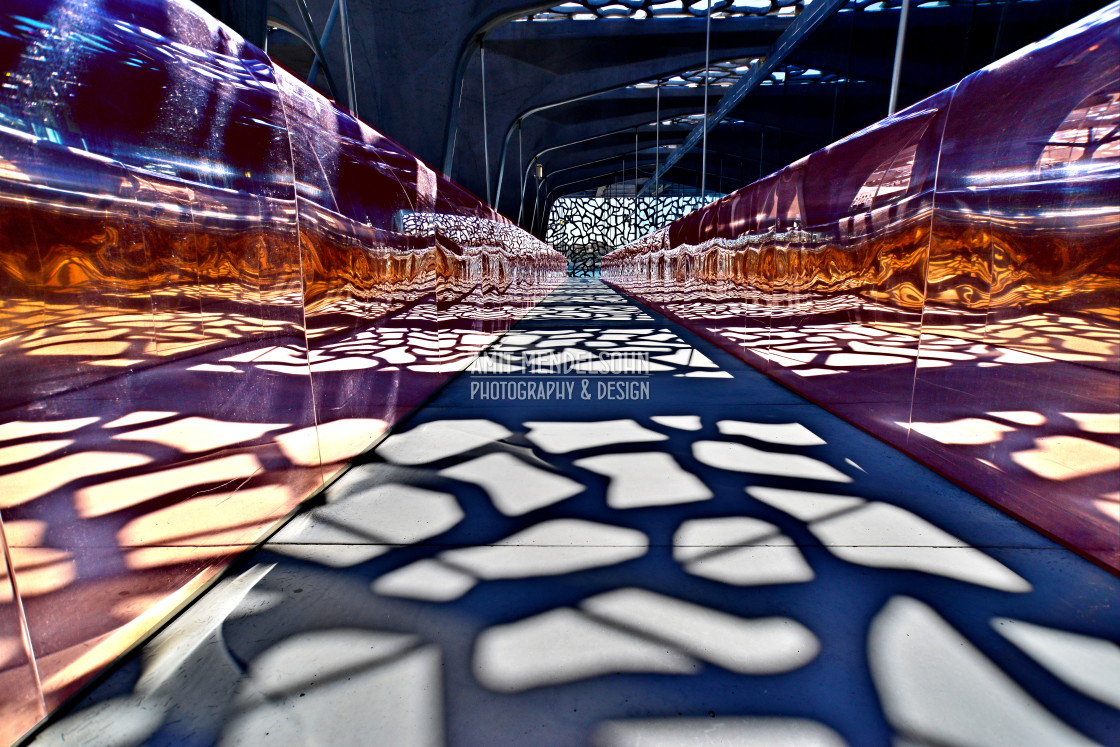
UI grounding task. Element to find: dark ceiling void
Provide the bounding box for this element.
[483,16,791,74]
[264,24,317,80]
[208,0,1109,235]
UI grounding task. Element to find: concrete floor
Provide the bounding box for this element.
[32,280,1120,746]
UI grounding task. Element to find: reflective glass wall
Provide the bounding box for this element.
[0,1,564,739]
[604,5,1118,572]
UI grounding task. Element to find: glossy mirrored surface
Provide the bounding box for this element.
[604,6,1118,573]
[0,1,564,740]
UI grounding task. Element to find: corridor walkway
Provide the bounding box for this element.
[33,280,1120,746]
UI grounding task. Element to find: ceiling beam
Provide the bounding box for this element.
[638,0,849,196]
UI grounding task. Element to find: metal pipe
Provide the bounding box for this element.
[338,0,358,115]
[633,128,639,238]
[888,0,911,116]
[447,82,465,180]
[531,175,547,235]
[293,0,340,101]
[759,129,764,178]
[518,163,527,224]
[481,43,492,205]
[307,0,341,88]
[654,82,661,196]
[701,3,712,195]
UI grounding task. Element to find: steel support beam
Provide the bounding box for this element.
[638,0,848,196]
[293,0,341,102]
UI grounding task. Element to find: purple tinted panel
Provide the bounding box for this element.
[603,7,1118,570]
[0,1,564,740]
[910,5,1120,568]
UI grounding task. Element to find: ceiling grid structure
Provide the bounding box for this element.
[204,0,1109,235]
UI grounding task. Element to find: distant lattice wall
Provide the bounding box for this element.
[552,242,612,277]
[547,196,713,275]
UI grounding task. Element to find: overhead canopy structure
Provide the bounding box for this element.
[202,0,1107,235]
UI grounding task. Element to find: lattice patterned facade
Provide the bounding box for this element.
[546,195,717,276]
